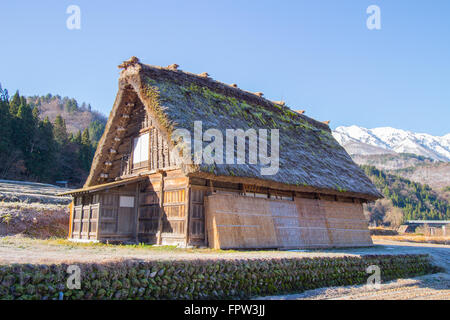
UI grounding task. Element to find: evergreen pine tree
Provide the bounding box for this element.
[80,128,92,171]
[9,90,21,115]
[15,100,37,177]
[53,115,69,145]
[0,86,13,175]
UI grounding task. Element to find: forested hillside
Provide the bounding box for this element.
[362,165,450,227]
[27,94,106,143]
[0,84,106,186]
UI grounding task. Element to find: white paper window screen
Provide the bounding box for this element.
[133,133,149,164]
[120,196,135,208]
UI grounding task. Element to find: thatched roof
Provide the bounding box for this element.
[85,57,381,200]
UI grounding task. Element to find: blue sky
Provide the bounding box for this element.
[1,0,449,136]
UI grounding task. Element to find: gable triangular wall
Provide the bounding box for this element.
[85,78,179,187]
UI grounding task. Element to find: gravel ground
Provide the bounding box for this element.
[258,273,450,300]
[0,236,448,267]
[257,239,449,300]
[0,236,394,264]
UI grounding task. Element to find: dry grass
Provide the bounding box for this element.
[369,227,398,236]
[372,234,450,245]
[40,237,235,253]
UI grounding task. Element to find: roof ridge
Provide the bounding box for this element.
[118,58,329,131]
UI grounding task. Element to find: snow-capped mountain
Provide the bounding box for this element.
[333,126,450,162]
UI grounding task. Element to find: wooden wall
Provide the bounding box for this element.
[205,193,372,249]
[70,174,371,249]
[69,171,190,244]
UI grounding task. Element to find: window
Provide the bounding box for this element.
[133,132,149,167]
[120,196,135,208]
[243,192,269,199]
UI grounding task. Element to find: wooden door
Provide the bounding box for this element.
[117,195,136,235]
[161,189,186,244]
[138,191,160,243]
[189,188,206,245]
[99,193,119,236]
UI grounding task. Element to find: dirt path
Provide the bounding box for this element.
[258,273,450,300]
[0,237,448,266]
[258,239,450,300]
[0,236,388,264]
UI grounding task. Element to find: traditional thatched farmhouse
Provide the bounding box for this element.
[62,57,381,249]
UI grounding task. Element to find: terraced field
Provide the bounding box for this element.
[0,179,71,204]
[0,180,71,238]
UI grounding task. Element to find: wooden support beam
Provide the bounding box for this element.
[134,182,140,243]
[184,186,191,247]
[95,203,101,241]
[208,180,215,195]
[156,171,166,245]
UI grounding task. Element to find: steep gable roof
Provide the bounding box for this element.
[86,57,381,200]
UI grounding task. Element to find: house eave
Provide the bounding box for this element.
[58,176,148,197]
[188,172,381,202]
